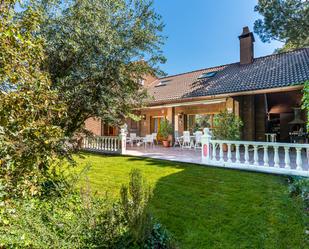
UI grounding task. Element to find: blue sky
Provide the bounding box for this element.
[153,0,283,76]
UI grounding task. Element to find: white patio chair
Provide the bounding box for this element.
[144,134,154,149]
[194,131,203,150]
[182,131,191,149]
[152,133,158,144]
[128,133,136,147]
[174,131,183,147]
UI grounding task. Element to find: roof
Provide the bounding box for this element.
[147,47,309,105]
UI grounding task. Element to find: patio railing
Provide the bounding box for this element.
[82,130,126,154]
[201,129,309,177]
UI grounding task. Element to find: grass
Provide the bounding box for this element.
[74,152,308,249]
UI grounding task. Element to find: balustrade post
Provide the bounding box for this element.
[263,145,269,167]
[273,146,280,168]
[201,128,212,164]
[244,144,249,165]
[284,147,291,169]
[227,144,232,163]
[253,145,259,166]
[235,144,240,164]
[212,142,217,161]
[120,128,127,154]
[219,143,224,163]
[296,148,302,171]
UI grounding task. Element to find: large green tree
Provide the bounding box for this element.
[0,0,67,198]
[254,0,309,52]
[38,0,165,137]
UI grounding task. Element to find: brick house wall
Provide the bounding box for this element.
[84,118,102,136]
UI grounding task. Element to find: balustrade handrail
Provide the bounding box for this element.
[86,135,121,139]
[210,139,309,149]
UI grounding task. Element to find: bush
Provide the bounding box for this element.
[213,110,243,140]
[0,169,176,249]
[288,176,309,210]
[158,120,173,140]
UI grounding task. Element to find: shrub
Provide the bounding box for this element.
[213,110,243,140]
[288,176,309,210]
[158,120,173,140]
[0,169,176,249]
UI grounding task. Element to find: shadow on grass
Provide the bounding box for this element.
[125,157,307,249]
[78,152,308,249]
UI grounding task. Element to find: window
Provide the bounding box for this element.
[198,71,217,79]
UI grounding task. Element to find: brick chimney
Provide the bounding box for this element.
[239,26,255,65]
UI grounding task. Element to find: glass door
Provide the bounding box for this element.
[150,116,165,133]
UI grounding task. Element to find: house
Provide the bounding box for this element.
[85,27,309,143]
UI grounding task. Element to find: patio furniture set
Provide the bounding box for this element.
[174,130,204,150]
[126,130,206,150]
[126,133,157,149]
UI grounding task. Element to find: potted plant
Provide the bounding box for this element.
[213,110,243,151]
[158,119,173,147]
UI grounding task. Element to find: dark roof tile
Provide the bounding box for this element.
[148,48,309,103]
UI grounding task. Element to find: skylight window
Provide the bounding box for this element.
[198,71,217,79]
[156,79,171,87]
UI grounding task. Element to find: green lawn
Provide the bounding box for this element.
[75,153,308,249]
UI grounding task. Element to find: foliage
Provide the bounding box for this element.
[158,119,173,140]
[212,110,243,140]
[75,153,308,249]
[288,176,309,236]
[254,0,309,53]
[302,81,309,130]
[0,0,68,199]
[0,168,176,249]
[193,114,211,132]
[119,169,176,248]
[288,176,309,210]
[120,169,152,246]
[35,0,166,137]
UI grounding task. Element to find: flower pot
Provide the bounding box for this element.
[162,140,170,147]
[222,143,235,152]
[168,134,173,142]
[222,143,228,152]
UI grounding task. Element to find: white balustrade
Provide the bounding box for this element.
[82,135,123,154]
[201,132,309,177]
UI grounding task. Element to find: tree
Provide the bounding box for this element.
[0,0,67,198]
[254,0,309,52]
[38,0,165,137]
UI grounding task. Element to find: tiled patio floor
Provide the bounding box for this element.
[126,145,202,164]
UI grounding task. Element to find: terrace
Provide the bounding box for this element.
[83,134,309,176]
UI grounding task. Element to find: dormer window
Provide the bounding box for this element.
[198,71,217,79]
